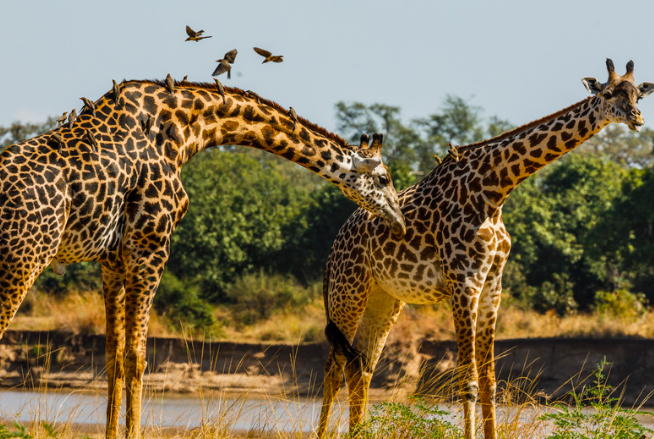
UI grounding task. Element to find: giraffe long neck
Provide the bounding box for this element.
[472,96,608,206]
[115,80,354,185]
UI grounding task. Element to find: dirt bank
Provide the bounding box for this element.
[0,330,652,405]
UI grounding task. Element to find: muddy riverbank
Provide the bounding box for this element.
[0,330,652,406]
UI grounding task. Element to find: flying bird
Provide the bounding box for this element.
[185,25,212,42]
[56,111,68,128]
[253,47,283,63]
[212,59,232,79]
[223,49,238,64]
[214,78,226,104]
[212,49,238,79]
[80,97,95,116]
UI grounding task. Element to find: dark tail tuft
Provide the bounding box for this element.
[325,320,366,368]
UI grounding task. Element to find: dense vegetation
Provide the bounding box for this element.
[2,95,653,332]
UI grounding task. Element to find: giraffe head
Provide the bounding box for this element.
[343,133,406,237]
[582,59,654,131]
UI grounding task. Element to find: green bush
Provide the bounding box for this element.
[155,271,217,332]
[540,358,653,439]
[593,290,648,320]
[355,396,462,439]
[223,271,320,325]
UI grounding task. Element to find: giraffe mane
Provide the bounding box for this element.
[457,97,593,153]
[123,79,352,149]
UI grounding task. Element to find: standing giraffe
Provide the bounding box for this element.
[316,59,654,439]
[0,78,406,439]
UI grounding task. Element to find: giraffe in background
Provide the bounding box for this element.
[0,78,406,439]
[316,59,654,439]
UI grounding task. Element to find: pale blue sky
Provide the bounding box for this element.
[3,0,654,133]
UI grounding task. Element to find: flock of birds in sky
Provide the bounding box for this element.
[50,25,298,141]
[48,24,459,158]
[185,25,284,80]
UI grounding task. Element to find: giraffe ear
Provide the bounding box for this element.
[582,77,603,95]
[351,151,381,174]
[637,82,654,99]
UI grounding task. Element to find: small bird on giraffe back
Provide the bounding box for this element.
[66,109,77,129]
[214,78,226,104]
[80,97,96,116]
[56,111,68,128]
[165,74,175,94]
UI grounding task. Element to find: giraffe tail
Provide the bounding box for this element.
[325,319,367,368]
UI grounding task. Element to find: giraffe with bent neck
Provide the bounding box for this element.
[0,78,406,439]
[316,59,654,439]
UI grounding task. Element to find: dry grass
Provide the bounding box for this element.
[11,289,654,343]
[215,302,326,343]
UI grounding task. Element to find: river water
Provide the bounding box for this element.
[1,389,652,436]
[0,389,335,433]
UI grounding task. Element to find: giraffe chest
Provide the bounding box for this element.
[368,216,508,305]
[369,238,450,305]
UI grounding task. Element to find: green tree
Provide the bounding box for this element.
[0,118,56,152]
[334,97,513,190]
[414,95,512,175]
[590,165,654,301]
[166,149,307,302]
[580,125,654,168]
[276,184,358,283]
[503,155,631,312]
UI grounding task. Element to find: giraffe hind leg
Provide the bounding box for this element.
[346,287,405,434]
[316,345,346,439]
[325,319,367,368]
[317,320,368,438]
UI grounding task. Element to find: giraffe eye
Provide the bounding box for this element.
[378,175,390,186]
[603,90,613,100]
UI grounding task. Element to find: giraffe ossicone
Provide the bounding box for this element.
[316,59,654,439]
[0,78,405,439]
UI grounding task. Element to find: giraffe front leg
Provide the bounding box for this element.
[452,284,481,439]
[101,266,126,439]
[476,278,502,439]
[124,250,168,439]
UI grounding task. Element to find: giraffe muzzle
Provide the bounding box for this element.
[628,118,644,132]
[387,212,406,238]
